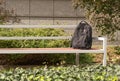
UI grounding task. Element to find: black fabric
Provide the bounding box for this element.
[71,21,92,49]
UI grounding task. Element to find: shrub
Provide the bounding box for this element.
[114,46,120,55]
[0,64,119,81]
[0,28,69,48]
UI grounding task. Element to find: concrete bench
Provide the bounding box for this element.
[0,25,107,66]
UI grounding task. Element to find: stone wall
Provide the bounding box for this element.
[4,0,85,25]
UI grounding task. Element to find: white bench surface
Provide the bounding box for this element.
[0,48,104,54]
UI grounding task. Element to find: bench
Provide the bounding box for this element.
[0,25,107,66]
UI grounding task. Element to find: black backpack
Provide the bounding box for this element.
[71,21,92,49]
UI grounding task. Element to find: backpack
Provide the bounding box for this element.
[71,21,92,49]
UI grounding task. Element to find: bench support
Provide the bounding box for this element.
[76,53,79,65]
[102,37,107,66]
[103,52,107,66]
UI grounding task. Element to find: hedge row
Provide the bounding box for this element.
[0,28,70,48]
[0,64,119,81]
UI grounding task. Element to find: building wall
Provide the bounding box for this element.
[4,0,85,25]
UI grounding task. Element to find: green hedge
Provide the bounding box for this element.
[0,64,119,81]
[114,46,120,55]
[0,28,70,48]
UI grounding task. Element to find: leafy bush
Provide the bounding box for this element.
[0,28,69,48]
[0,64,119,81]
[73,0,120,39]
[114,46,120,55]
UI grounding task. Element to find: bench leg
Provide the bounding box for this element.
[76,53,79,65]
[103,51,107,66]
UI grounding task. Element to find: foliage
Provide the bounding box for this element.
[114,46,120,55]
[72,0,120,39]
[0,28,69,63]
[79,54,93,64]
[0,64,119,81]
[0,28,69,48]
[65,54,93,65]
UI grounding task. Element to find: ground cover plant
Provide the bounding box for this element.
[0,64,120,81]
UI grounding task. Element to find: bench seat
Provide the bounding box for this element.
[0,48,104,54]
